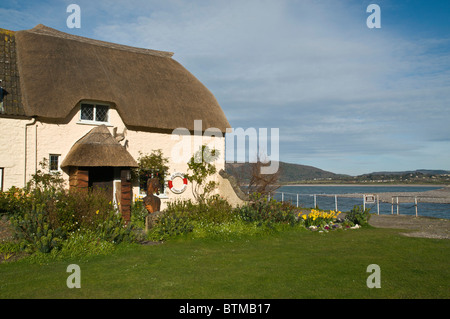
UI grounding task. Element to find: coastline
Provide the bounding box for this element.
[277,184,450,204]
[280,183,449,187]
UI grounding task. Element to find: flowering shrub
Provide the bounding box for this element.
[298,209,342,228]
[297,208,364,232]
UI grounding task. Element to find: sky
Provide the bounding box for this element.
[1,0,449,176]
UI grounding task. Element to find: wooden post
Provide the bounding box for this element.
[314,194,317,208]
[335,195,338,212]
[391,197,394,215]
[281,192,284,202]
[296,194,299,208]
[415,197,418,217]
[396,196,399,215]
[377,195,380,215]
[120,169,132,223]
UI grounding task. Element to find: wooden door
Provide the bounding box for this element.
[88,167,114,200]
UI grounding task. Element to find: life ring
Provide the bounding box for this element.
[168,172,188,194]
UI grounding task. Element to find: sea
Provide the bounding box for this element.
[270,185,450,219]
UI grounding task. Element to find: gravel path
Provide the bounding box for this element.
[369,214,450,239]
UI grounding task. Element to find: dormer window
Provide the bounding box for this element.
[80,102,109,124]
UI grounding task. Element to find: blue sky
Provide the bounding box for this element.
[1,0,449,175]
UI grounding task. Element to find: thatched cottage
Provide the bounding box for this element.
[0,24,244,220]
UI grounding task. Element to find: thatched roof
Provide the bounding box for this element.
[0,28,24,116]
[13,24,230,132]
[61,125,138,168]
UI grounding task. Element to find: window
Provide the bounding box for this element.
[49,154,60,172]
[80,102,109,124]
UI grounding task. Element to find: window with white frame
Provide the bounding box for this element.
[49,154,60,172]
[79,102,109,124]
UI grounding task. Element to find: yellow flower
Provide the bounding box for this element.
[95,210,99,215]
[302,215,307,220]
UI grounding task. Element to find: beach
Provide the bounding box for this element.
[338,185,450,204]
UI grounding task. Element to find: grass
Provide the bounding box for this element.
[0,226,449,299]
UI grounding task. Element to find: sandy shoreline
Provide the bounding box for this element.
[279,184,450,204]
[339,186,450,204]
[281,183,448,187]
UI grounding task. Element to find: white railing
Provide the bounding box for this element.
[268,191,372,213]
[268,191,449,218]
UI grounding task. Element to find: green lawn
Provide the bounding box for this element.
[0,227,449,299]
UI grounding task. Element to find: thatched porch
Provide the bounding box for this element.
[61,125,138,222]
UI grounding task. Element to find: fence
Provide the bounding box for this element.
[268,191,449,218]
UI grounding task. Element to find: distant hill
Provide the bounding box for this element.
[225,162,450,185]
[225,161,348,184]
[362,169,450,176]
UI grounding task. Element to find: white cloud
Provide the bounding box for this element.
[91,0,450,174]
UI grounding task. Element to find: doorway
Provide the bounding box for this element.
[88,167,114,200]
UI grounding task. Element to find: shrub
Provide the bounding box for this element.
[6,162,136,256]
[148,196,234,241]
[96,210,135,244]
[47,188,115,233]
[186,145,220,202]
[0,187,33,217]
[147,211,194,241]
[235,193,298,227]
[345,205,371,226]
[165,195,235,225]
[131,199,148,229]
[9,204,66,253]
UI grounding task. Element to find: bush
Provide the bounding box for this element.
[96,210,135,244]
[235,193,298,227]
[47,188,116,233]
[345,205,371,226]
[147,211,194,241]
[130,199,149,229]
[148,195,234,241]
[0,187,32,217]
[5,162,136,256]
[165,195,234,224]
[10,203,66,253]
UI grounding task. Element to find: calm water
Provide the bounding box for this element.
[271,185,450,219]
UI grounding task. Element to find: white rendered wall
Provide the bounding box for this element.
[0,104,227,209]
